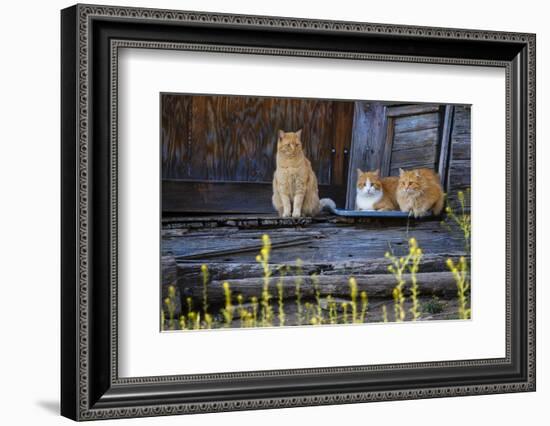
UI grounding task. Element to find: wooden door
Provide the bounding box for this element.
[161,94,353,214]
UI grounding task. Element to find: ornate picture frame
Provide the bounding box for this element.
[61,4,535,420]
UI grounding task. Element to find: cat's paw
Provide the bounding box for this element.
[282,212,291,218]
[292,211,301,218]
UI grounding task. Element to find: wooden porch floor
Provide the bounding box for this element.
[162,214,466,264]
[161,214,468,325]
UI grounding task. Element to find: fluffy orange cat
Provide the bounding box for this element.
[272,130,322,217]
[396,168,445,217]
[355,169,399,211]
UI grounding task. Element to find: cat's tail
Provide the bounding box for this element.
[319,198,337,213]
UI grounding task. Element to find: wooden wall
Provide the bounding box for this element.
[161,94,353,185]
[447,105,471,207]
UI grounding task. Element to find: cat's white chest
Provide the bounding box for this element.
[356,191,383,210]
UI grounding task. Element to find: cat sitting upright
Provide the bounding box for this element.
[272,129,321,217]
[355,169,399,211]
[396,168,445,218]
[272,129,336,217]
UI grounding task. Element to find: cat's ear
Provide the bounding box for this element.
[278,130,285,140]
[374,169,380,176]
[357,168,363,176]
[415,170,420,177]
[399,168,405,176]
[295,129,303,139]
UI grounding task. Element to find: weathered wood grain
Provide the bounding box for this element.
[163,212,439,228]
[161,95,192,180]
[449,105,471,145]
[438,105,455,190]
[174,253,468,285]
[447,105,471,202]
[175,235,319,261]
[331,101,354,185]
[162,218,467,264]
[163,214,316,229]
[386,111,442,176]
[161,256,178,286]
[451,142,471,161]
[161,94,355,185]
[394,112,440,134]
[381,108,441,178]
[162,180,347,214]
[392,128,438,151]
[386,104,440,117]
[448,160,471,190]
[345,102,388,208]
[380,117,395,176]
[184,272,459,305]
[391,145,437,165]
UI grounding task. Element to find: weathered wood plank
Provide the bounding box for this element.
[447,105,471,197]
[162,180,346,214]
[162,256,178,286]
[184,272,460,305]
[392,128,438,151]
[394,112,440,134]
[451,142,471,161]
[451,105,471,129]
[447,159,471,209]
[448,160,471,190]
[163,180,272,214]
[438,105,455,190]
[382,107,443,179]
[161,95,192,180]
[175,236,318,261]
[331,101,354,185]
[163,219,467,264]
[446,105,471,206]
[380,117,394,176]
[175,254,468,284]
[164,228,321,239]
[345,102,388,208]
[386,104,440,117]
[391,145,437,165]
[163,214,309,224]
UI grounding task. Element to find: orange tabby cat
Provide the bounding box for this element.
[355,169,399,211]
[272,130,321,217]
[396,168,445,217]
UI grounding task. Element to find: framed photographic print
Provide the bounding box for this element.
[61,4,536,421]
